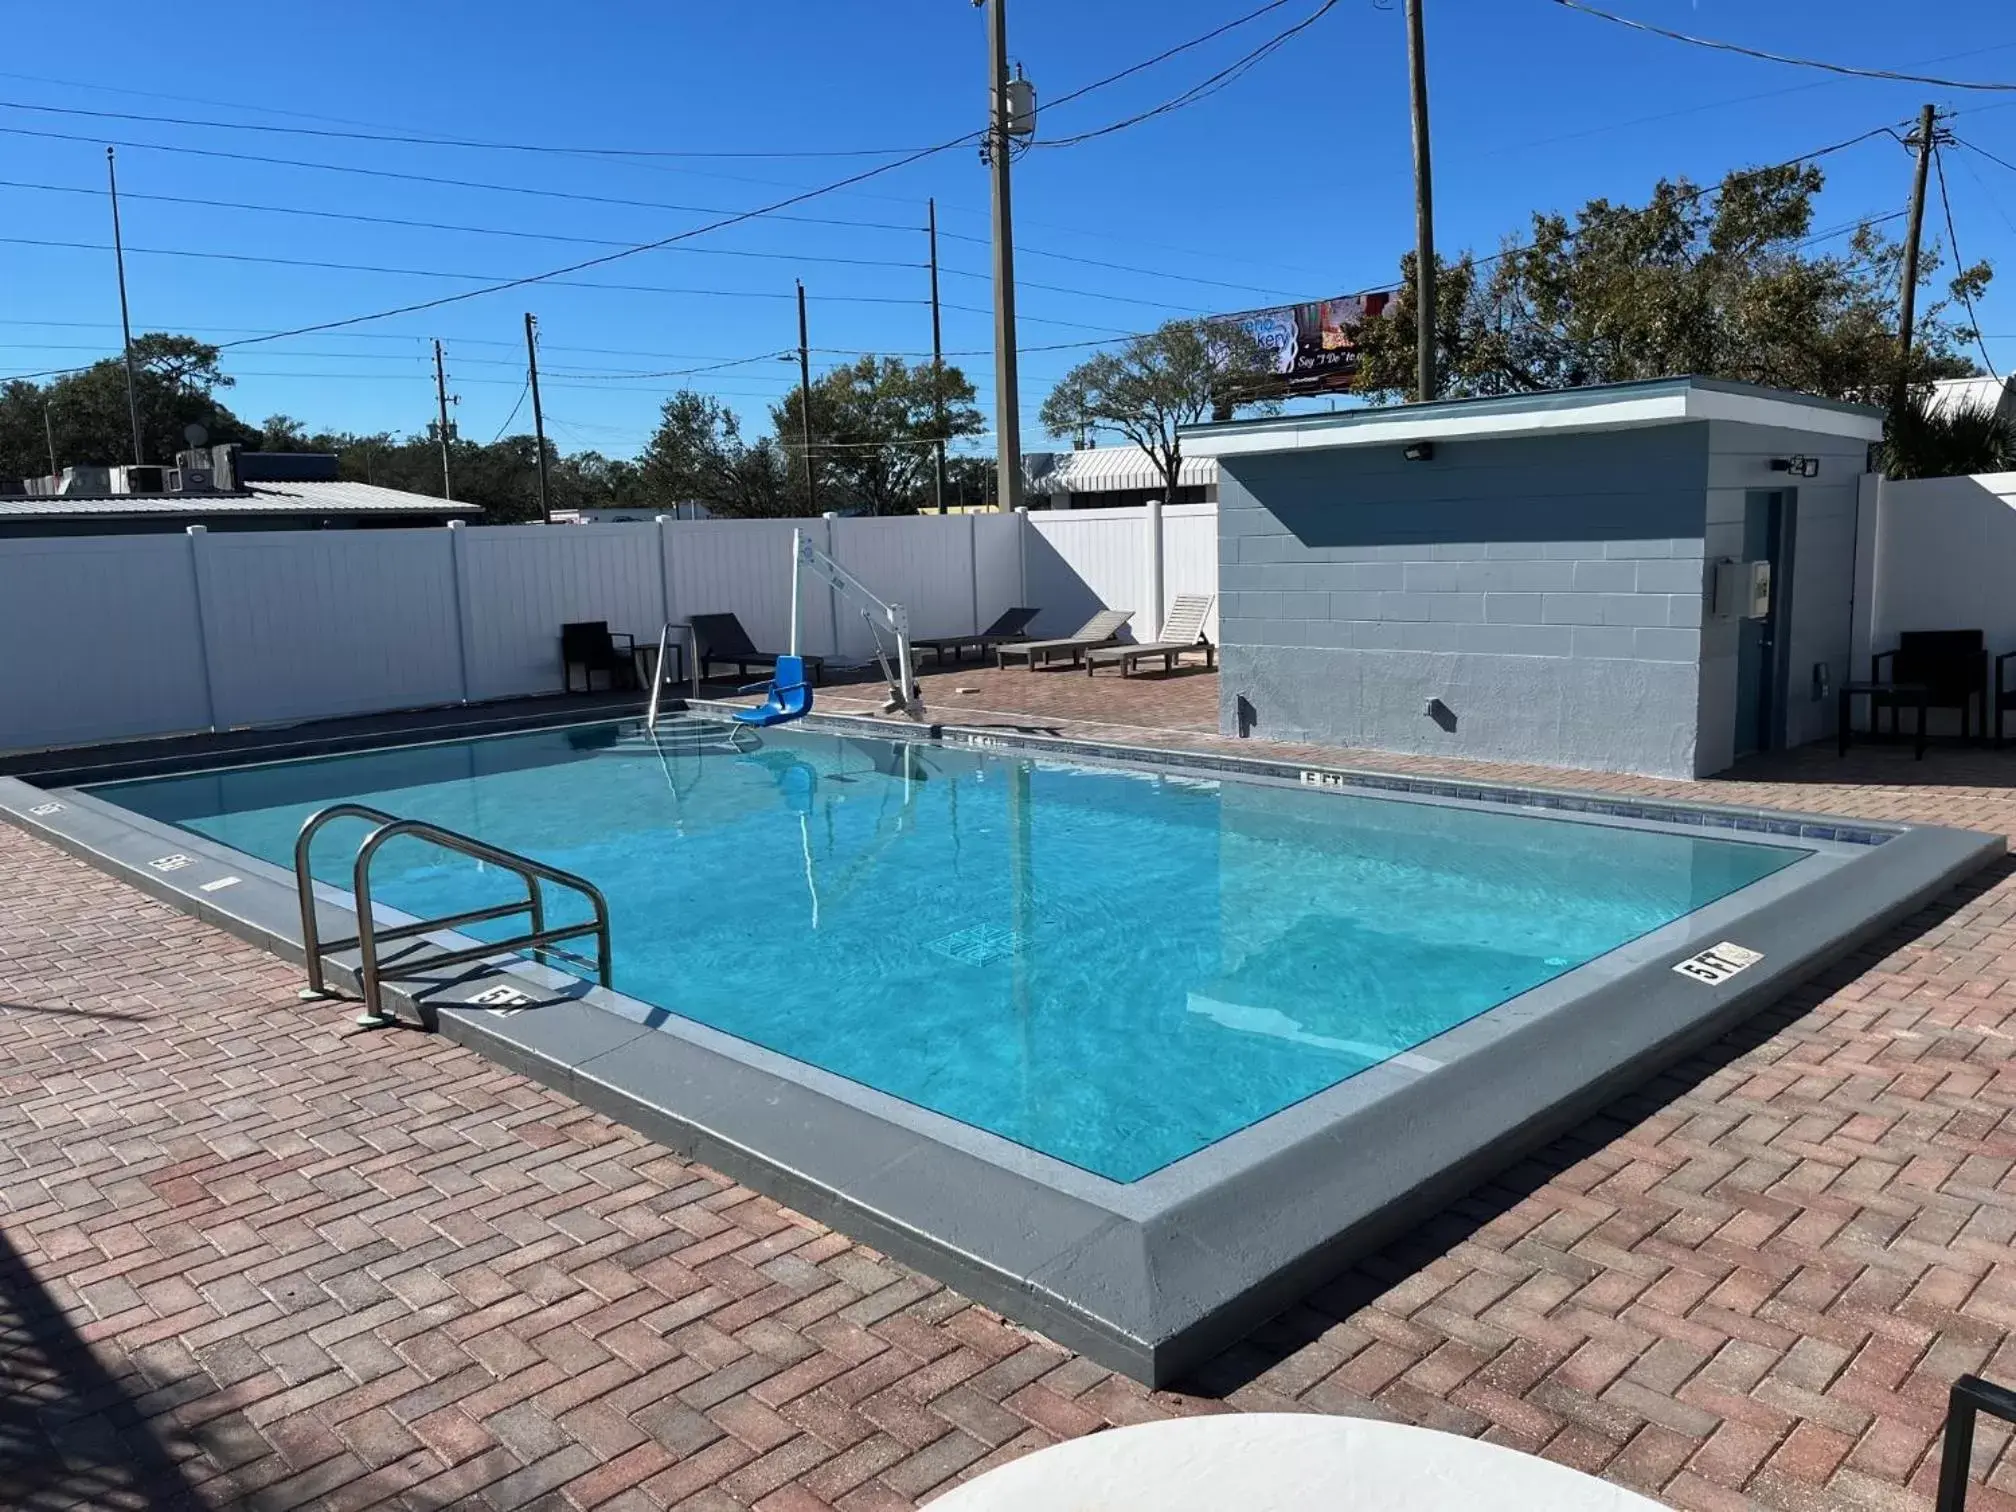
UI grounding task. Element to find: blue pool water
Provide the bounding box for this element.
[96,721,1805,1182]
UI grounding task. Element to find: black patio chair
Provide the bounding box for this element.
[560,621,635,695]
[689,612,826,686]
[1872,629,1988,742]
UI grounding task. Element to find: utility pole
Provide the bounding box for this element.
[983,0,1025,511]
[929,198,949,515]
[105,147,144,464]
[796,280,817,515]
[1894,103,1942,414]
[433,339,455,502]
[42,403,58,481]
[1403,0,1437,404]
[524,312,551,524]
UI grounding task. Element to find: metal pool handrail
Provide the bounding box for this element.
[645,620,700,732]
[294,803,612,1023]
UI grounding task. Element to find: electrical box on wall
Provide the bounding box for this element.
[1713,559,1772,620]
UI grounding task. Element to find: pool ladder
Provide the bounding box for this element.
[294,803,612,1027]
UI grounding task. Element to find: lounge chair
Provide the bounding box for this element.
[690,612,826,686]
[996,608,1134,671]
[560,621,636,694]
[1085,594,1216,677]
[911,607,1040,665]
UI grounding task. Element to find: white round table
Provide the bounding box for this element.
[931,1414,1670,1512]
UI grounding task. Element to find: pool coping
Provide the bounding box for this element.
[0,712,2001,1385]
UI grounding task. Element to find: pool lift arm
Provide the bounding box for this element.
[790,528,925,719]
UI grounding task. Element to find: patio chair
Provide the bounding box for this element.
[996,608,1135,671]
[1085,594,1216,677]
[1871,629,1988,741]
[690,612,826,686]
[560,621,635,694]
[912,607,1040,665]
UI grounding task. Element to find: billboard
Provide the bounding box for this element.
[1217,290,1396,396]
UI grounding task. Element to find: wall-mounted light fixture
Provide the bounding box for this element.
[1770,455,1820,478]
[1403,441,1435,463]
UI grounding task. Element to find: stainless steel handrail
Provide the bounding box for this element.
[645,620,700,732]
[294,803,612,1024]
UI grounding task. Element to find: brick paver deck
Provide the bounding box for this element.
[5,669,2016,1511]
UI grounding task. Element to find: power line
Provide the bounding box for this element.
[1956,136,2016,178]
[0,232,937,298]
[1039,0,1341,150]
[0,123,946,230]
[56,2,1360,354]
[1456,121,1910,276]
[0,177,1316,310]
[1041,0,1299,112]
[1548,0,2016,92]
[0,176,1327,306]
[0,3,1326,171]
[0,97,936,160]
[490,382,530,442]
[0,179,932,269]
[1932,146,2000,380]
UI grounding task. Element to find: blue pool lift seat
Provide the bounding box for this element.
[731,655,814,727]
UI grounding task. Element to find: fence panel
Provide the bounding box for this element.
[1874,472,2016,654]
[663,517,838,665]
[1025,506,1149,638]
[1162,503,1221,643]
[972,512,1026,629]
[830,515,979,660]
[197,528,462,726]
[0,504,1221,754]
[0,535,211,752]
[460,523,665,701]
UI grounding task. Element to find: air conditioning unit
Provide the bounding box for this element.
[116,464,169,494]
[59,465,112,495]
[173,467,216,493]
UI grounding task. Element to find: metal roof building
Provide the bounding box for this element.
[1027,446,1218,508]
[0,474,476,538]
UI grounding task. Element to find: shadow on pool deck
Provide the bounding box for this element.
[1180,848,2016,1403]
[0,1221,213,1511]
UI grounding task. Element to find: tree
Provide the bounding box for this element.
[1038,320,1281,505]
[259,414,314,451]
[0,332,258,479]
[640,390,791,518]
[1880,389,2016,480]
[773,356,984,516]
[1352,164,1990,404]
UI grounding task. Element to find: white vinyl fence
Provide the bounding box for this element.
[1850,470,2016,735]
[0,503,1208,755]
[1025,502,1219,644]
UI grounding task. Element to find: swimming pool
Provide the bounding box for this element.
[15,710,1994,1382]
[98,719,1802,1182]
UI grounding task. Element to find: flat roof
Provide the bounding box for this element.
[1183,376,1886,457]
[0,479,472,520]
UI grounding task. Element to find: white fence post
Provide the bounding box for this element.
[821,512,841,658]
[446,520,473,704]
[1015,505,1030,608]
[968,512,981,633]
[1849,471,1881,679]
[1143,500,1165,641]
[184,525,220,732]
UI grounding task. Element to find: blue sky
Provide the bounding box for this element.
[4,0,2015,461]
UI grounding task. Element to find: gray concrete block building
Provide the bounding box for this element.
[1185,379,1885,778]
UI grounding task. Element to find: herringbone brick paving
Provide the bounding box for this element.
[5,670,2016,1511]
